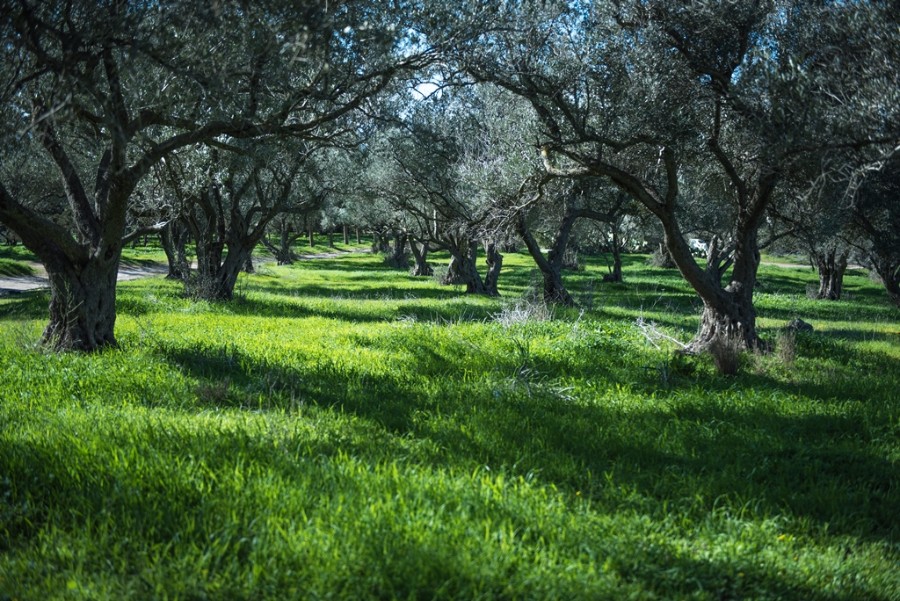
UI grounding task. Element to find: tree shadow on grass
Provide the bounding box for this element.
[0,289,48,319]
[245,281,465,303]
[154,327,899,547]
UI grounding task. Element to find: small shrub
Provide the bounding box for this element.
[493,296,554,327]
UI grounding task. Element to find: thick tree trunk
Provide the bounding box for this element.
[443,240,490,295]
[687,228,761,352]
[372,231,391,254]
[691,294,758,352]
[244,254,255,274]
[461,241,487,295]
[43,256,120,351]
[160,221,190,280]
[409,240,433,276]
[191,246,250,301]
[659,217,762,353]
[389,233,408,267]
[261,225,301,265]
[273,231,296,265]
[483,242,502,296]
[813,249,848,300]
[517,214,575,306]
[870,255,900,308]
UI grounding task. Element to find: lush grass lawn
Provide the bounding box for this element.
[1,251,898,600]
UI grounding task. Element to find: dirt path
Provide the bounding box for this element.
[0,251,363,297]
[0,261,169,297]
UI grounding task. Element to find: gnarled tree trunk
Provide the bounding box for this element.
[442,238,500,295]
[516,208,576,306]
[160,220,191,280]
[678,223,762,353]
[409,239,433,276]
[813,248,848,300]
[483,241,502,296]
[43,254,120,351]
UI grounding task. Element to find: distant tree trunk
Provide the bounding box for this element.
[517,211,575,306]
[813,248,848,300]
[160,220,190,280]
[261,225,299,265]
[192,232,253,301]
[343,224,350,245]
[483,241,502,296]
[307,223,315,247]
[442,238,500,296]
[384,232,408,268]
[443,239,484,294]
[603,227,624,283]
[460,240,487,294]
[184,182,269,301]
[371,231,391,254]
[356,227,361,244]
[327,229,335,248]
[409,239,433,276]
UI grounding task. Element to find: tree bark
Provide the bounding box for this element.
[870,255,900,308]
[652,241,677,267]
[483,241,502,296]
[442,239,490,294]
[704,235,734,285]
[409,239,433,276]
[677,220,762,352]
[813,248,848,300]
[160,220,190,280]
[383,232,408,268]
[516,212,575,306]
[43,254,120,351]
[261,226,298,265]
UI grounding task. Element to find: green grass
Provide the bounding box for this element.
[0,258,34,277]
[1,251,898,600]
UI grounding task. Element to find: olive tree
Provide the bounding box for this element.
[451,0,899,351]
[0,0,451,350]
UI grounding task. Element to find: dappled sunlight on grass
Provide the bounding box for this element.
[1,251,898,599]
